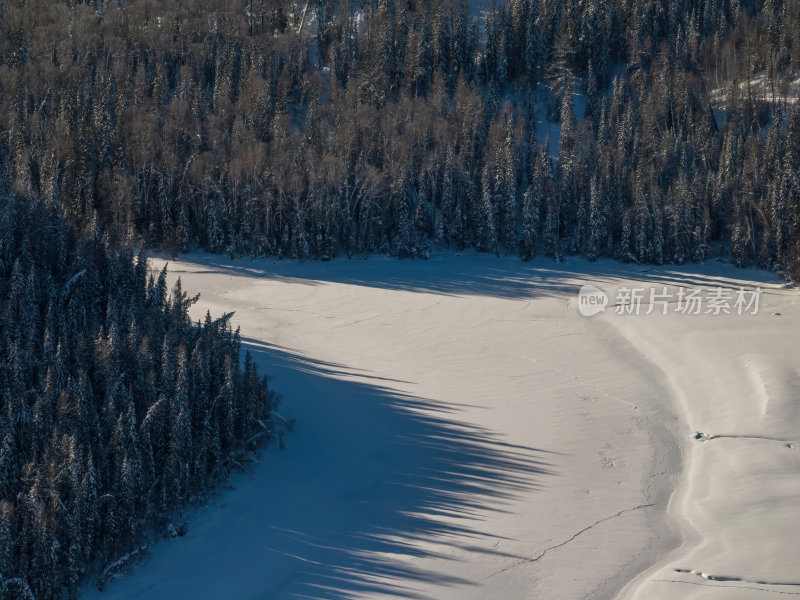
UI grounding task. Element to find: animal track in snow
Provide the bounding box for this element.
[674,569,800,588]
[694,432,794,446]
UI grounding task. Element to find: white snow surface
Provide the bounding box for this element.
[85,252,800,600]
[711,72,800,108]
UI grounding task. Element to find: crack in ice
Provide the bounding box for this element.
[481,502,657,581]
[656,577,800,596]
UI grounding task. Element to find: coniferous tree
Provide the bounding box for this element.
[0,194,282,598]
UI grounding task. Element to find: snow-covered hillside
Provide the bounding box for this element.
[85,253,799,600]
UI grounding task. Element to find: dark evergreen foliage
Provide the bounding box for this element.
[0,0,799,274]
[0,194,278,599]
[0,0,798,594]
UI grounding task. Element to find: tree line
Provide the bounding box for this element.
[1,0,799,274]
[0,0,799,595]
[0,191,279,599]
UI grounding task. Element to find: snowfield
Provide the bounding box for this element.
[86,253,799,600]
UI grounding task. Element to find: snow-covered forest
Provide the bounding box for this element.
[0,0,799,274]
[1,0,800,597]
[0,195,279,599]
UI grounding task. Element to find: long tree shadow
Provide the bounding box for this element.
[120,253,787,600]
[165,251,784,302]
[84,337,558,600]
[219,339,557,600]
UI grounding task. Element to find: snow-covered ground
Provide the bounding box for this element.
[711,73,800,109]
[85,252,799,600]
